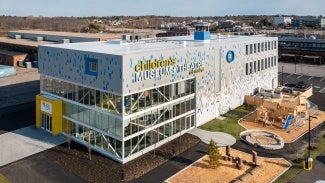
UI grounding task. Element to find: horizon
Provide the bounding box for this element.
[0,0,324,17]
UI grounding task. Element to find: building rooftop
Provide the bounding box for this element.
[0,49,28,56]
[0,36,55,47]
[9,30,123,41]
[279,37,325,43]
[43,34,275,56]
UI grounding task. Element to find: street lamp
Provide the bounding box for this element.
[304,115,317,170]
[281,65,284,86]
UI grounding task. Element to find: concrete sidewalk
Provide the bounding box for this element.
[0,126,65,167]
[187,128,236,146]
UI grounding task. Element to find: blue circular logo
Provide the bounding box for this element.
[226,50,235,63]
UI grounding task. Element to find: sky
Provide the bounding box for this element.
[0,0,324,17]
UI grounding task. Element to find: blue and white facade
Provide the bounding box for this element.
[37,33,278,163]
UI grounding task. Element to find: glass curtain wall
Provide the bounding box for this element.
[123,78,195,159]
[41,76,196,162]
[41,76,123,115]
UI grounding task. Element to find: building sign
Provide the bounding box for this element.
[41,100,52,114]
[226,50,235,63]
[134,57,205,82]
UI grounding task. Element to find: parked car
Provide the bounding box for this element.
[284,83,296,88]
[296,81,306,89]
[282,87,293,94]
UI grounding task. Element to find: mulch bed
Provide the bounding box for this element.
[45,133,200,182]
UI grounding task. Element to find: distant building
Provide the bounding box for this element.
[156,27,194,37]
[220,20,235,29]
[273,16,292,26]
[291,16,325,28]
[0,50,28,67]
[278,37,325,64]
[0,30,121,66]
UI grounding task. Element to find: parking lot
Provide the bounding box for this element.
[278,72,325,94]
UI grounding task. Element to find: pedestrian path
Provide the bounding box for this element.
[187,128,236,146]
[0,126,65,167]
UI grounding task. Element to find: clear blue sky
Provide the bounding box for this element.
[0,0,324,17]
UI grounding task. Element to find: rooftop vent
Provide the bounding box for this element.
[121,34,142,43]
[34,36,43,41]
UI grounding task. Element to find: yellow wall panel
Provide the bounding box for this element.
[36,95,63,135]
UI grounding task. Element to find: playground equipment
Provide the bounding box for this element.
[245,87,313,131]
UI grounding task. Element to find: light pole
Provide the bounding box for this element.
[281,65,284,86]
[304,115,317,170]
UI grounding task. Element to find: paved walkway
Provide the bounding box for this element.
[0,126,65,167]
[187,128,236,146]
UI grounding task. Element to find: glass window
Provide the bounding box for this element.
[190,97,195,110]
[258,43,260,52]
[90,62,97,72]
[265,58,268,69]
[254,43,256,53]
[258,60,260,71]
[138,134,146,151]
[246,45,249,55]
[250,44,253,54]
[254,61,256,73]
[250,62,253,74]
[246,63,249,75]
[261,42,264,52]
[261,59,264,70]
[124,95,132,115]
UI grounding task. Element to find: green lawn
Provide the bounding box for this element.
[0,174,10,183]
[198,105,256,139]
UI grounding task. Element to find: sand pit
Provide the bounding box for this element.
[239,109,325,143]
[166,148,291,183]
[240,130,284,150]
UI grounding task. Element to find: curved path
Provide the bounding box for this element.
[187,128,236,146]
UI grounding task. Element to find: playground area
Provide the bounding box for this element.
[166,148,291,183]
[241,87,325,143]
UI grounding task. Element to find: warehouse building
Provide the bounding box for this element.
[36,27,278,163]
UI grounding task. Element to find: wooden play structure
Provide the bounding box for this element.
[245,87,313,130]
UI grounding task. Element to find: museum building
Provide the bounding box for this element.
[36,27,278,163]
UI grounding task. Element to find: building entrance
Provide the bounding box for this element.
[41,113,52,132]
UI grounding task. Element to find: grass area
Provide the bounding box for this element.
[275,133,325,183]
[198,105,256,139]
[0,174,10,183]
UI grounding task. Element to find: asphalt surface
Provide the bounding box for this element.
[0,153,86,183]
[0,103,85,183]
[0,102,35,134]
[130,141,208,183]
